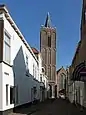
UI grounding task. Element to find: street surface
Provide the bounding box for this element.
[29,99,86,115]
[10,98,86,115]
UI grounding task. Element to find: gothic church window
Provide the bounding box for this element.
[48,36,51,47]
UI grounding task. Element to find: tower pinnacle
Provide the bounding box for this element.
[45,12,51,28]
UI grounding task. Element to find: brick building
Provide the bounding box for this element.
[68,0,86,107]
[56,67,67,98]
[40,13,56,98]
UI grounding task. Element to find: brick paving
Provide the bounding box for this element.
[9,98,86,115]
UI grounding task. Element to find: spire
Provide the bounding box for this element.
[45,12,51,28]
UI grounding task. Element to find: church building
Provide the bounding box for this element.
[40,13,56,98]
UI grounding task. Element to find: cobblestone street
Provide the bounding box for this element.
[11,98,86,115]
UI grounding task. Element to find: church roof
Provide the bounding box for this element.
[45,12,51,28]
[56,66,65,75]
[56,68,62,74]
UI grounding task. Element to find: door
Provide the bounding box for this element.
[55,85,57,98]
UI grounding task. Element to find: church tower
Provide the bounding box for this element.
[40,13,56,98]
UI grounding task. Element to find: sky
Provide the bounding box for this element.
[0,0,82,70]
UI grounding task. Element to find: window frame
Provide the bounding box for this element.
[4,30,11,65]
[6,84,9,105]
[10,86,14,104]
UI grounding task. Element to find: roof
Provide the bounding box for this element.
[57,68,62,74]
[31,47,39,54]
[0,4,5,7]
[45,12,51,28]
[56,66,64,74]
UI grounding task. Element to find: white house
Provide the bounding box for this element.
[31,48,49,101]
[0,4,48,115]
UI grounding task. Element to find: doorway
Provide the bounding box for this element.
[55,85,57,98]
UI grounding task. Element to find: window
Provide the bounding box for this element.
[37,68,39,78]
[4,32,11,64]
[35,67,36,78]
[26,55,28,69]
[33,87,37,95]
[40,76,42,82]
[33,64,35,76]
[10,86,14,104]
[42,68,45,73]
[15,86,18,104]
[6,84,8,105]
[48,36,51,47]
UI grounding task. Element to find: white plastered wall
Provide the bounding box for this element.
[0,63,3,111]
[1,13,40,109]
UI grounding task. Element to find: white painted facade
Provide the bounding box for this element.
[68,80,86,107]
[38,53,48,101]
[0,5,48,112]
[67,67,86,108]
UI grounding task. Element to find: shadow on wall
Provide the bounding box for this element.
[13,46,28,106]
[12,46,40,114]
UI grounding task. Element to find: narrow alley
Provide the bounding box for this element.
[30,99,86,115]
[11,99,86,115]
